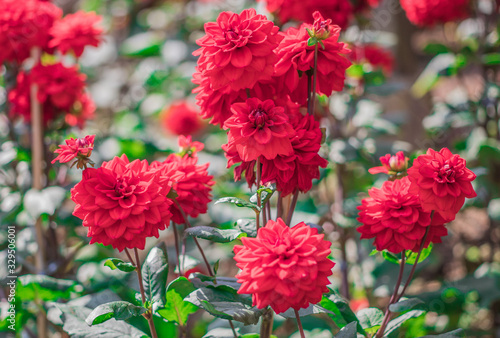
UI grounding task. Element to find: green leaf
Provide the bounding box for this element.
[320,289,365,335]
[382,251,400,265]
[482,53,500,66]
[334,321,358,338]
[215,197,260,212]
[18,275,80,302]
[423,43,450,55]
[185,285,264,325]
[369,249,379,256]
[213,259,220,275]
[250,186,275,205]
[405,244,433,265]
[120,32,162,57]
[236,219,257,238]
[142,243,169,307]
[157,277,198,325]
[420,329,465,337]
[104,259,136,273]
[389,298,426,313]
[85,301,146,325]
[356,307,384,330]
[185,226,247,243]
[384,309,425,336]
[280,304,334,318]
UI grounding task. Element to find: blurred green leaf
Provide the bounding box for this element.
[120,32,162,57]
[236,219,257,238]
[423,43,450,55]
[85,301,146,325]
[104,259,136,273]
[215,197,260,212]
[384,309,425,337]
[320,289,365,335]
[18,275,80,302]
[405,244,433,265]
[382,251,400,265]
[482,53,500,65]
[420,329,465,337]
[333,321,358,337]
[389,298,426,312]
[185,226,247,243]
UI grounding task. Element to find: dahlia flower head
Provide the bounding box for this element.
[223,98,295,162]
[152,152,214,225]
[71,154,177,251]
[49,10,103,57]
[368,151,408,175]
[350,44,394,77]
[258,0,354,29]
[193,9,282,93]
[357,176,447,254]
[161,101,204,136]
[52,135,95,169]
[0,0,62,64]
[8,62,94,127]
[407,148,476,222]
[234,218,334,314]
[400,0,470,26]
[274,12,351,106]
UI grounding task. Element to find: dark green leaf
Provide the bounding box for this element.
[334,321,358,338]
[191,274,241,291]
[85,301,146,325]
[357,307,384,330]
[215,197,260,211]
[236,219,257,238]
[142,243,169,307]
[250,186,275,205]
[320,289,365,335]
[213,259,220,275]
[405,244,433,265]
[18,275,80,301]
[185,226,247,243]
[157,277,198,325]
[384,310,425,336]
[389,298,426,313]
[280,304,334,318]
[104,259,136,273]
[382,251,400,265]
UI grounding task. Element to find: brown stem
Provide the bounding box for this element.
[256,157,262,231]
[294,309,305,338]
[277,192,283,220]
[310,43,319,116]
[134,248,159,338]
[376,251,406,338]
[229,319,238,338]
[173,199,213,277]
[307,72,313,115]
[171,221,182,276]
[260,308,274,338]
[285,190,299,226]
[124,248,136,266]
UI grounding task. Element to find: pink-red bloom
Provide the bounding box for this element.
[274,13,351,106]
[52,135,95,169]
[357,176,447,253]
[71,155,175,251]
[161,101,204,136]
[407,148,476,221]
[0,0,62,64]
[178,135,204,158]
[223,98,294,162]
[368,151,409,175]
[49,10,103,57]
[400,0,470,26]
[350,44,394,76]
[234,218,334,314]
[193,8,282,93]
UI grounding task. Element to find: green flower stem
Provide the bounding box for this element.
[134,248,159,338]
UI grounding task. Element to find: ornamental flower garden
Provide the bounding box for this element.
[1,0,499,337]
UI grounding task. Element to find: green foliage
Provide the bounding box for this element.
[215,197,261,212]
[17,275,81,302]
[85,301,146,325]
[185,226,247,243]
[141,243,169,307]
[405,244,433,265]
[157,277,199,325]
[356,307,384,334]
[320,288,365,335]
[104,258,136,273]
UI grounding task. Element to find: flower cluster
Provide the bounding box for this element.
[234,218,334,313]
[1,0,103,128]
[69,136,214,251]
[358,148,476,253]
[401,0,470,26]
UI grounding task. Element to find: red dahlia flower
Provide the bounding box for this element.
[234,218,334,314]
[274,14,351,106]
[0,0,62,64]
[49,10,103,57]
[71,155,174,251]
[161,101,204,136]
[407,148,476,221]
[368,151,408,175]
[258,0,353,29]
[52,135,95,169]
[193,8,282,93]
[350,44,394,76]
[357,176,447,254]
[154,153,214,224]
[401,0,470,26]
[223,98,295,162]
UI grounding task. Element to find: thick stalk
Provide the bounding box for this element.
[174,200,213,277]
[376,251,406,338]
[134,248,158,338]
[256,157,262,231]
[294,309,305,338]
[260,308,274,338]
[285,190,299,226]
